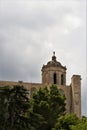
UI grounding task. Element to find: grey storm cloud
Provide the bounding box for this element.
[0,0,86,115]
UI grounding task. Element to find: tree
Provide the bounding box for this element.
[28,111,47,130]
[52,114,80,130]
[30,85,66,130]
[0,85,30,130]
[70,116,87,130]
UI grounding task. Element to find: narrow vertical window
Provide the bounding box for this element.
[53,73,57,84]
[61,74,64,85]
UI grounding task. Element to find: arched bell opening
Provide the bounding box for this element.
[61,74,64,85]
[53,73,57,84]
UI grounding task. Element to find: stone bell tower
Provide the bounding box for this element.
[41,52,81,117]
[42,52,67,85]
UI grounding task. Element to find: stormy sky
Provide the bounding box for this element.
[0,0,86,116]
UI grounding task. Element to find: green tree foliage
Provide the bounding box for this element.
[30,85,66,130]
[1,84,86,130]
[70,116,87,130]
[52,114,80,130]
[0,85,30,130]
[28,111,47,130]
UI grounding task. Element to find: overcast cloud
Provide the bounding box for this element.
[0,0,86,116]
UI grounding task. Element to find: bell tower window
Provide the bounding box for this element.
[61,74,64,85]
[53,73,57,84]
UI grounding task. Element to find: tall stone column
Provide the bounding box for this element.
[71,75,81,117]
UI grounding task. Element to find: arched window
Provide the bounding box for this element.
[53,73,57,84]
[61,74,64,85]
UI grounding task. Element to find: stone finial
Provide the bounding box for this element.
[52,51,56,61]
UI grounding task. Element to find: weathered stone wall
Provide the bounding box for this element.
[0,80,42,90]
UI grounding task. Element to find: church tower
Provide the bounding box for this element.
[42,52,67,86]
[41,52,81,117]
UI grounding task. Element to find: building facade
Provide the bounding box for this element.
[0,52,81,117]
